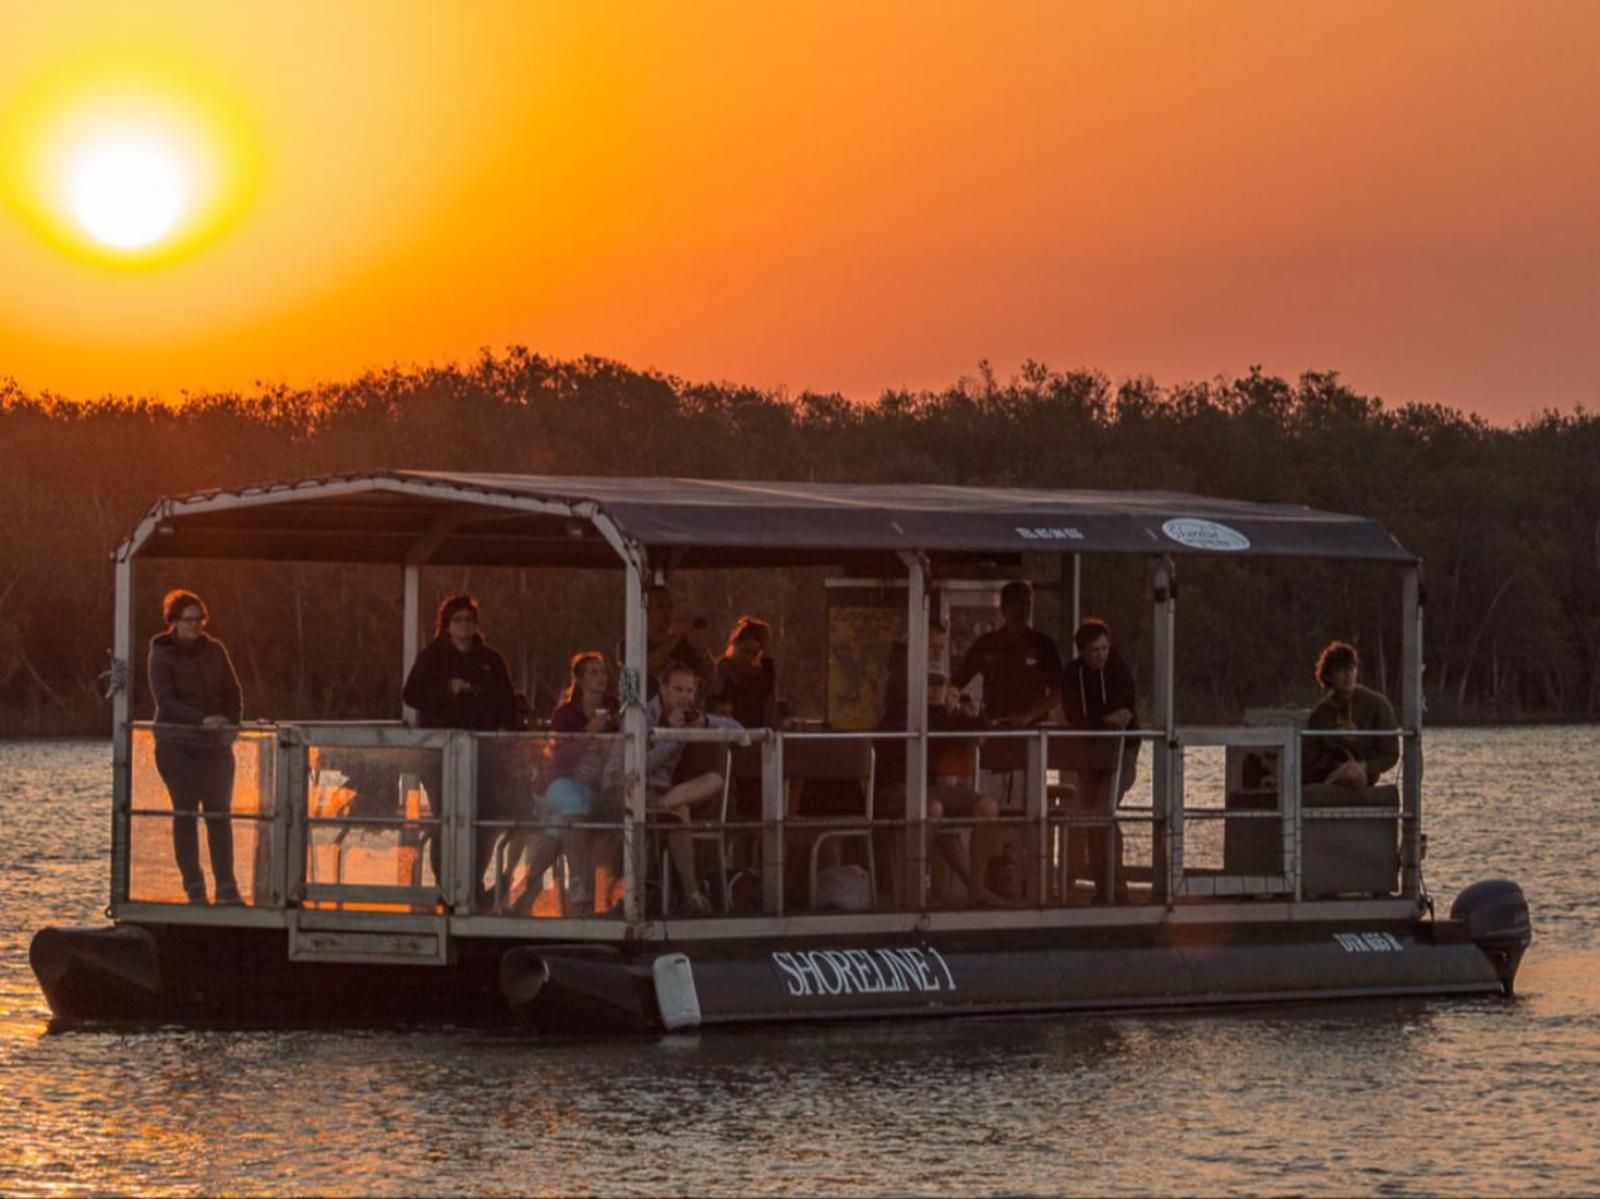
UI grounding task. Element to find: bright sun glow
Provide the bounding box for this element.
[65,130,190,249]
[1,52,260,266]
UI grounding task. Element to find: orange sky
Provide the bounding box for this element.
[1,0,1596,423]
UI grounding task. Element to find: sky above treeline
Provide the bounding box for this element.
[1,0,1595,425]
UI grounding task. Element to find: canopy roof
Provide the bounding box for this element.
[127,471,1416,567]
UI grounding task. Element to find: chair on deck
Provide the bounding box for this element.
[785,738,877,909]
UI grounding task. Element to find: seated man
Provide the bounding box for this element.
[601,660,739,916]
[1302,641,1399,789]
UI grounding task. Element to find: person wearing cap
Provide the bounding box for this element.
[950,581,1063,896]
[1303,641,1399,788]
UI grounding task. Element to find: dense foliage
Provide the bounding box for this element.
[3,351,1596,734]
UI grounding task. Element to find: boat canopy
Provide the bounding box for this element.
[126,471,1416,567]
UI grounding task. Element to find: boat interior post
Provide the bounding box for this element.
[31,473,1531,1033]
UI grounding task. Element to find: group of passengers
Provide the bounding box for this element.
[880,581,1140,906]
[147,581,1398,912]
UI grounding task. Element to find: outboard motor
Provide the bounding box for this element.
[1451,879,1532,995]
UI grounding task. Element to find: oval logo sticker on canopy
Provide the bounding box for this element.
[1161,518,1251,552]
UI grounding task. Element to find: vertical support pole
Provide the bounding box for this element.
[1151,556,1178,904]
[281,731,308,905]
[1031,729,1048,905]
[1104,734,1124,904]
[620,552,650,927]
[402,562,421,724]
[269,729,292,908]
[1400,565,1424,900]
[900,552,930,910]
[446,731,476,915]
[110,550,134,911]
[761,732,785,915]
[1071,553,1081,637]
[1282,725,1302,901]
[1055,553,1084,668]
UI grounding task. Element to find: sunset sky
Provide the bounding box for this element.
[1,0,1595,424]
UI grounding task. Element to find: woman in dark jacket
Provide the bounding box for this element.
[402,593,519,903]
[148,589,244,904]
[402,594,518,731]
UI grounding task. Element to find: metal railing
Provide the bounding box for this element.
[114,717,1412,926]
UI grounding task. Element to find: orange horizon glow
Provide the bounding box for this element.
[2,0,1597,424]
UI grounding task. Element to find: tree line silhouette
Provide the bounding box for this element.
[2,350,1596,735]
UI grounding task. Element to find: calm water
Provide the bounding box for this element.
[2,728,1598,1196]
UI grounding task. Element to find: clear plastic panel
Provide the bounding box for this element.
[1179,744,1230,872]
[305,744,443,902]
[127,725,276,905]
[1046,732,1151,906]
[478,732,622,918]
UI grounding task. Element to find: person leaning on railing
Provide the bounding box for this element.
[1059,617,1138,905]
[148,589,244,906]
[951,580,1063,808]
[1302,641,1399,789]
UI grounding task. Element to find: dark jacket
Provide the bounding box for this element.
[1303,684,1399,785]
[710,656,776,728]
[1059,650,1139,777]
[148,631,243,730]
[402,634,518,731]
[1061,650,1139,731]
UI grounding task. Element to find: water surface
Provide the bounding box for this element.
[2,728,1596,1196]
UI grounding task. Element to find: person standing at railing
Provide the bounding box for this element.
[1303,641,1398,789]
[1060,618,1139,904]
[403,594,518,733]
[402,593,519,904]
[952,581,1063,797]
[709,615,777,730]
[148,589,244,905]
[709,615,777,835]
[951,581,1062,899]
[637,583,705,702]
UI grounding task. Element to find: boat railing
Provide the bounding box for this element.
[1166,724,1413,902]
[124,723,281,910]
[114,718,1411,925]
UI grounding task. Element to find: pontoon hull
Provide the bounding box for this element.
[32,913,1519,1033]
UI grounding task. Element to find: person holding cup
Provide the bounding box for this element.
[509,651,615,914]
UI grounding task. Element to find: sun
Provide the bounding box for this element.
[1,52,260,265]
[65,129,191,250]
